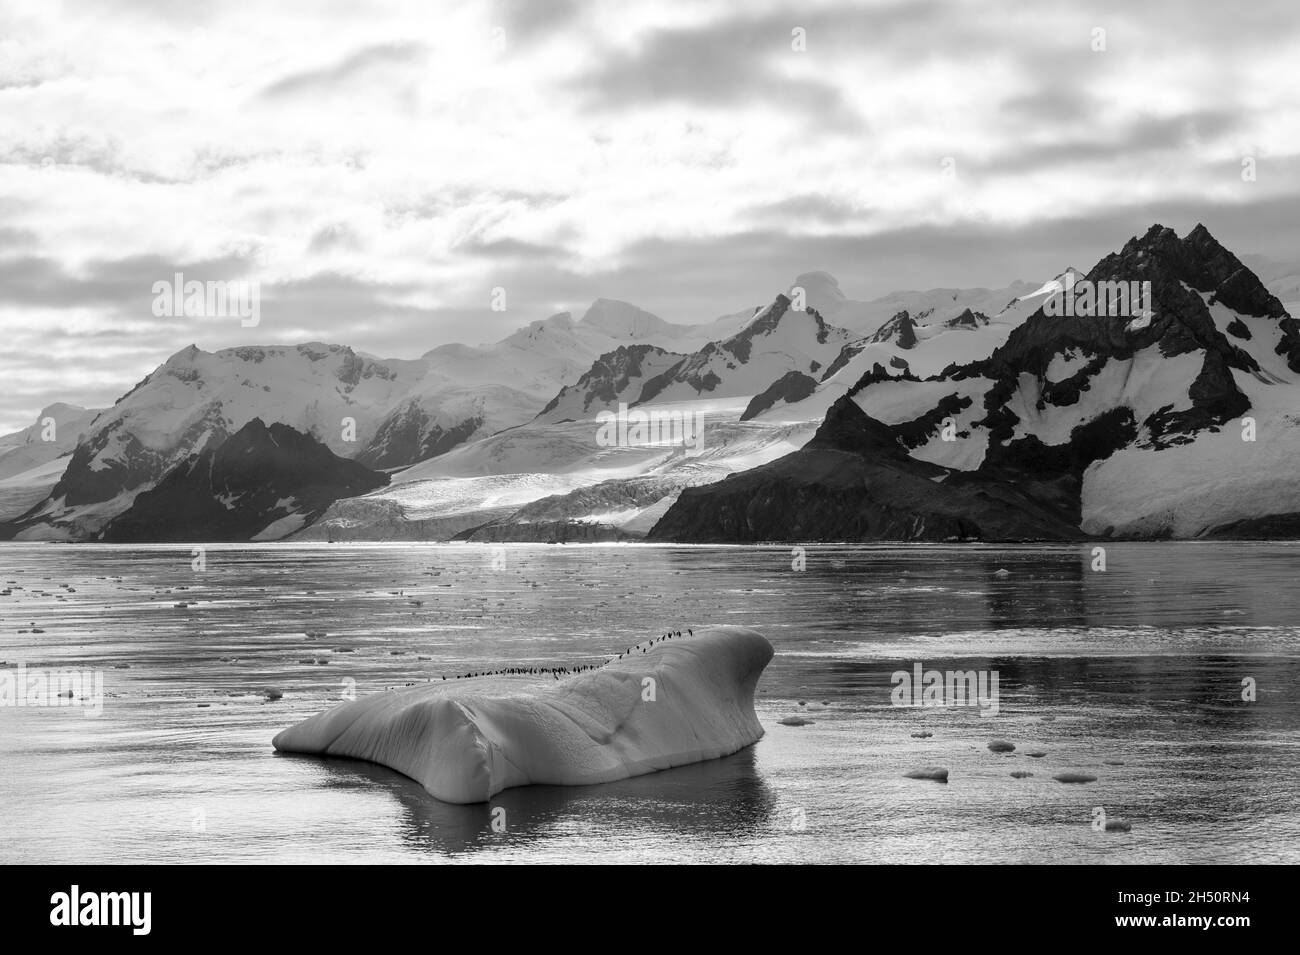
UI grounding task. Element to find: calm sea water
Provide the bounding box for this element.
[1,541,1298,864]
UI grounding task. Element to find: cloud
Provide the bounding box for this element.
[1,0,1299,432]
[493,0,580,41]
[0,227,37,249]
[747,194,868,226]
[0,253,257,310]
[453,236,564,261]
[259,41,426,100]
[307,223,362,253]
[973,109,1248,175]
[569,16,865,130]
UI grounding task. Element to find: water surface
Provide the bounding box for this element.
[1,542,1297,863]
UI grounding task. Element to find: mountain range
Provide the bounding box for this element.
[1,224,1295,544]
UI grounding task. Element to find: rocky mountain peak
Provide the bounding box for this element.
[869,309,918,348]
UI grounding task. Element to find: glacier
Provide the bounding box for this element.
[272,625,773,803]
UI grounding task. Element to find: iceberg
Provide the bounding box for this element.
[272,625,773,803]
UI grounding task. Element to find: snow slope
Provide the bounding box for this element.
[650,225,1300,543]
[273,625,773,803]
[533,345,687,424]
[7,296,767,538]
[303,397,812,540]
[754,270,1073,426]
[7,343,423,539]
[1081,291,1300,536]
[789,269,1045,338]
[845,234,1294,510]
[0,403,101,520]
[296,272,1104,541]
[99,418,388,543]
[636,293,852,405]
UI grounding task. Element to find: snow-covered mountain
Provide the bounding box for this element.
[298,406,813,542]
[297,294,868,541]
[0,299,759,540]
[575,297,753,350]
[533,345,689,424]
[295,274,1090,542]
[648,391,1085,543]
[744,271,1078,426]
[0,403,102,521]
[636,293,853,405]
[788,269,1042,337]
[357,383,539,469]
[1245,254,1300,310]
[3,343,424,539]
[101,418,388,542]
[8,230,1292,544]
[343,300,757,465]
[652,225,1300,541]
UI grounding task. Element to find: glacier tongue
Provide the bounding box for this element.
[272,626,773,804]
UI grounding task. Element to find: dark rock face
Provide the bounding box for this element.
[1276,317,1300,373]
[637,295,841,403]
[962,222,1279,455]
[870,310,918,348]
[892,393,973,449]
[650,224,1293,543]
[983,407,1138,484]
[537,344,686,419]
[823,342,918,384]
[636,345,724,402]
[358,404,482,469]
[846,361,921,396]
[48,407,229,507]
[945,308,990,329]
[821,341,865,381]
[101,419,388,542]
[741,371,819,421]
[647,397,1083,543]
[725,294,793,362]
[977,224,1277,385]
[8,342,413,540]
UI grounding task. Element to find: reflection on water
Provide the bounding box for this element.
[1,542,1298,863]
[311,746,778,857]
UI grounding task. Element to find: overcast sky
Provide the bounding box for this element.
[2,0,1299,432]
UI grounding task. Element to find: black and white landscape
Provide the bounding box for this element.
[2,0,1299,879]
[4,223,1297,545]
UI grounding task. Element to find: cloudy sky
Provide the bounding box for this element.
[2,0,1299,432]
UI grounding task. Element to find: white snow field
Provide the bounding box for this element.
[786,268,1047,337]
[301,396,813,538]
[273,626,774,803]
[0,403,101,521]
[1079,290,1300,537]
[757,269,1074,427]
[8,298,756,537]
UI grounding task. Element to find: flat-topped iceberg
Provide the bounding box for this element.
[273,625,773,803]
